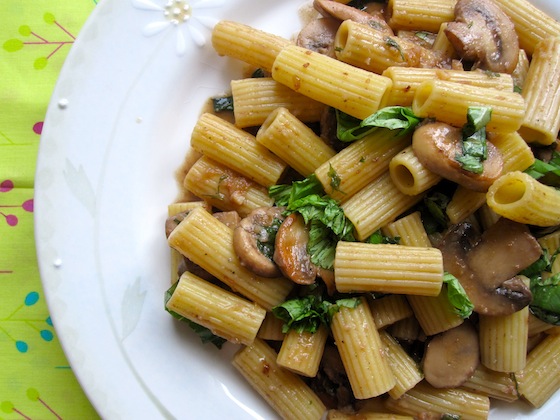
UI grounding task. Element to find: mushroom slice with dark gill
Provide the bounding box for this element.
[313,0,394,35]
[233,207,285,278]
[444,0,519,73]
[297,17,340,57]
[412,121,503,192]
[422,321,480,388]
[439,218,541,316]
[274,213,318,285]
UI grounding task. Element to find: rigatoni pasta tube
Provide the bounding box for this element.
[330,297,396,399]
[334,20,439,74]
[389,145,441,196]
[211,20,291,72]
[272,44,393,120]
[387,0,456,33]
[491,0,560,55]
[382,66,514,106]
[381,211,431,248]
[412,79,525,132]
[168,207,293,310]
[407,290,464,336]
[183,156,273,217]
[190,113,286,187]
[385,381,490,420]
[479,307,529,373]
[518,334,560,408]
[519,37,560,145]
[341,171,423,240]
[334,242,443,296]
[232,338,326,420]
[486,171,560,227]
[369,295,413,330]
[256,107,336,177]
[314,129,410,203]
[166,272,266,345]
[462,365,519,403]
[379,330,423,399]
[231,77,325,128]
[276,325,328,378]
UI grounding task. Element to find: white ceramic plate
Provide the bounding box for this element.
[35,0,560,418]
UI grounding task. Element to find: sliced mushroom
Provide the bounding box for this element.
[213,210,241,229]
[313,0,394,35]
[233,207,285,278]
[439,218,541,316]
[444,0,519,73]
[412,121,503,192]
[165,211,190,238]
[422,321,479,388]
[297,17,340,57]
[274,213,317,285]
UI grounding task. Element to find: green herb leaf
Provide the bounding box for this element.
[365,229,400,245]
[164,282,227,349]
[443,272,474,318]
[336,107,422,142]
[530,273,560,325]
[212,96,234,112]
[524,150,560,187]
[455,107,491,174]
[269,174,355,270]
[272,295,361,333]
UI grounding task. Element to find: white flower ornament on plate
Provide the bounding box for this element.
[132,0,224,55]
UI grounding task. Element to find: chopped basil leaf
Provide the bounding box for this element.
[443,272,474,318]
[385,37,405,61]
[336,106,422,142]
[164,282,227,349]
[212,96,234,112]
[525,150,560,187]
[327,164,343,193]
[251,68,266,78]
[366,229,400,245]
[269,174,355,270]
[420,190,451,234]
[455,106,491,174]
[272,295,360,333]
[257,218,283,260]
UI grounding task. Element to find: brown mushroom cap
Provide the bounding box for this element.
[274,213,317,285]
[297,17,340,57]
[444,0,519,73]
[233,207,285,278]
[313,0,394,34]
[412,121,503,192]
[439,218,541,316]
[423,321,480,388]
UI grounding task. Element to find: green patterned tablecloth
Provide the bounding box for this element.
[1,1,99,418]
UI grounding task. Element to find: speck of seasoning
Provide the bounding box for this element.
[303,62,310,68]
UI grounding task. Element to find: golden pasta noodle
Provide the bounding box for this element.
[518,334,560,408]
[212,20,291,72]
[330,297,396,399]
[387,0,456,33]
[232,338,326,420]
[412,79,525,132]
[271,44,393,120]
[389,145,442,195]
[190,113,287,187]
[256,107,336,177]
[334,242,443,296]
[231,77,325,128]
[166,272,266,345]
[369,294,414,330]
[486,171,560,227]
[276,325,328,377]
[314,129,410,203]
[479,307,529,373]
[519,37,560,145]
[183,156,274,217]
[168,206,293,310]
